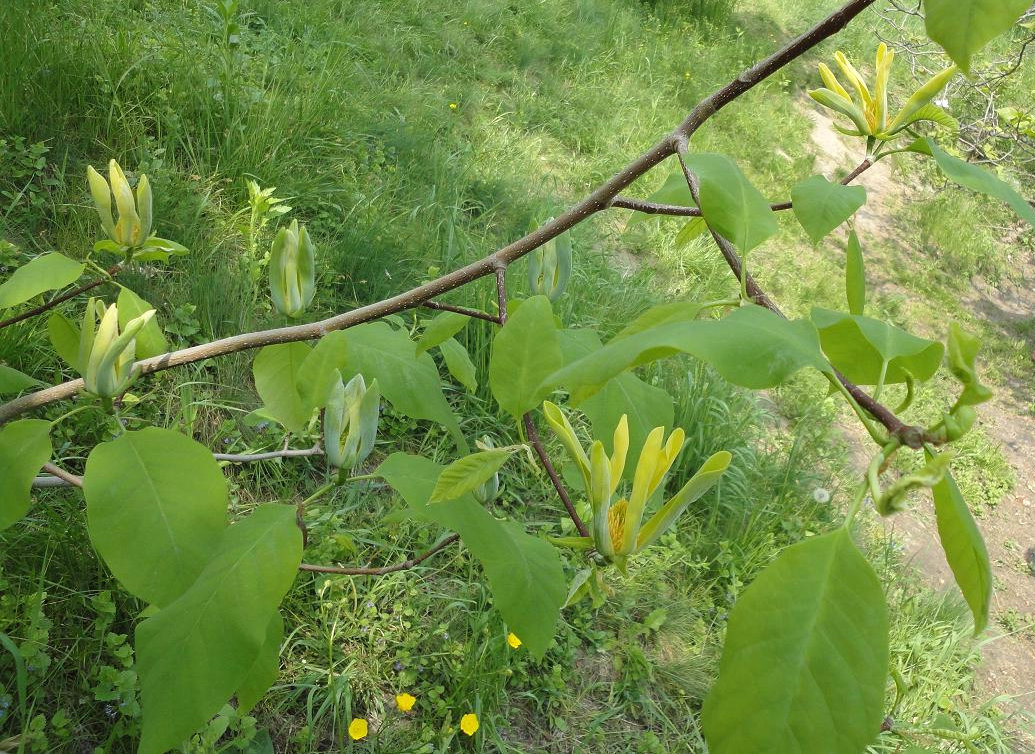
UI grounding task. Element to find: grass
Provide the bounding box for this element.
[0,0,1030,751]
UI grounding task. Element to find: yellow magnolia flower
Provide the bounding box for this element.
[460,713,479,736]
[78,298,155,400]
[396,693,417,712]
[543,401,731,565]
[87,159,152,248]
[810,44,957,144]
[507,632,522,649]
[348,718,368,741]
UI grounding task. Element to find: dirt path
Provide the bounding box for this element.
[805,108,1035,746]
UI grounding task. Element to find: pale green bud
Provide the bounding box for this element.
[86,160,153,248]
[79,299,155,398]
[324,372,380,474]
[528,224,572,302]
[269,220,316,318]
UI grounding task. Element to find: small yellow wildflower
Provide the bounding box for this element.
[507,632,522,649]
[396,692,417,712]
[449,102,459,111]
[683,71,691,79]
[348,718,368,741]
[460,713,479,736]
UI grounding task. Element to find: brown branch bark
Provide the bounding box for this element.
[212,445,323,462]
[421,300,499,324]
[609,196,793,217]
[40,462,82,488]
[299,533,460,575]
[0,0,876,426]
[678,150,932,448]
[0,265,121,330]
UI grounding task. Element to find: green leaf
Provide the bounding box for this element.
[431,449,515,504]
[930,463,991,634]
[299,323,463,446]
[674,217,708,246]
[926,139,1035,228]
[377,453,566,658]
[439,337,478,392]
[253,342,313,435]
[845,229,866,316]
[136,504,301,754]
[684,153,778,253]
[558,328,674,481]
[812,308,944,385]
[549,304,832,398]
[117,287,167,359]
[83,427,228,607]
[0,419,52,531]
[0,253,85,309]
[235,612,284,714]
[702,529,889,754]
[925,0,1030,72]
[612,300,704,342]
[47,311,81,370]
[791,176,866,244]
[416,311,469,354]
[489,295,562,418]
[0,365,42,395]
[946,322,993,406]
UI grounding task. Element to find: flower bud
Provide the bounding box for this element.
[528,224,572,302]
[87,160,153,248]
[268,220,316,318]
[79,298,155,398]
[324,372,380,474]
[473,436,501,505]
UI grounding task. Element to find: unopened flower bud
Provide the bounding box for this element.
[324,372,380,474]
[79,298,155,398]
[269,220,316,318]
[528,224,572,302]
[87,160,153,248]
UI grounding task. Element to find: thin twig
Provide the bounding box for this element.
[40,462,82,488]
[678,150,931,448]
[422,300,499,324]
[609,196,793,217]
[0,0,877,426]
[212,445,323,462]
[0,265,121,330]
[299,533,460,575]
[524,413,591,538]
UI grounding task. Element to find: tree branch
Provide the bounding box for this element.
[212,445,323,462]
[0,0,876,426]
[40,462,82,488]
[299,533,460,575]
[678,149,932,449]
[609,196,793,217]
[0,265,121,331]
[422,300,499,324]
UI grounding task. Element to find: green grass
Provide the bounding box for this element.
[1,0,1028,751]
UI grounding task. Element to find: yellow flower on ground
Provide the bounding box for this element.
[449,102,459,111]
[507,632,522,649]
[396,693,417,712]
[348,718,368,741]
[460,713,479,736]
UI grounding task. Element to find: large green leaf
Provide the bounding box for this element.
[416,311,469,354]
[252,342,313,435]
[377,453,566,658]
[702,529,889,754]
[431,449,515,504]
[0,419,52,531]
[298,323,463,444]
[83,427,228,607]
[926,139,1035,228]
[117,287,167,359]
[235,612,284,714]
[684,153,778,253]
[925,0,1030,72]
[930,463,991,634]
[558,328,674,481]
[0,253,85,309]
[549,304,832,398]
[489,295,562,418]
[811,308,944,386]
[845,230,866,316]
[438,337,478,393]
[137,504,302,754]
[47,311,81,370]
[0,365,42,395]
[791,176,866,244]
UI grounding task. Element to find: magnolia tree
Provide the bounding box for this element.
[1,1,1033,752]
